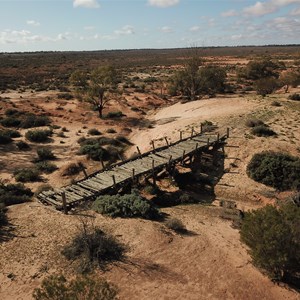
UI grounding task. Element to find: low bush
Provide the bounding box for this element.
[165,218,187,233]
[240,203,300,283]
[78,143,109,161]
[0,117,21,127]
[105,111,124,119]
[0,181,33,206]
[14,168,41,182]
[106,128,116,134]
[35,161,58,174]
[19,114,51,128]
[288,93,300,101]
[57,92,74,100]
[25,129,52,143]
[251,125,276,137]
[33,274,117,300]
[36,148,56,160]
[3,129,21,138]
[61,163,82,176]
[0,131,12,144]
[5,108,19,116]
[88,128,101,136]
[93,191,160,219]
[62,220,126,272]
[247,151,300,191]
[245,118,264,128]
[16,140,30,150]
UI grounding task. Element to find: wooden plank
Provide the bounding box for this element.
[69,185,93,197]
[78,182,102,192]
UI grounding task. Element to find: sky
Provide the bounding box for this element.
[0,0,300,52]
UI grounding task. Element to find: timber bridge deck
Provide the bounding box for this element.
[37,129,228,210]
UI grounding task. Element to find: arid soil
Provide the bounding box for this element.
[1,86,300,299]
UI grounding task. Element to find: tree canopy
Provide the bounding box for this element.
[70,65,120,118]
[169,57,227,100]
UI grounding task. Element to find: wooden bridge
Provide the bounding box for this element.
[37,128,229,211]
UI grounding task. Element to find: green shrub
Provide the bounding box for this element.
[93,191,160,219]
[288,93,300,101]
[14,168,41,182]
[35,161,58,174]
[62,221,126,272]
[247,151,300,191]
[25,129,52,142]
[0,181,33,206]
[115,135,132,145]
[240,203,300,282]
[251,125,276,137]
[36,148,56,160]
[88,128,101,136]
[16,140,30,150]
[0,205,7,227]
[33,274,117,300]
[165,218,187,233]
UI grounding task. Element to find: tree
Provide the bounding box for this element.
[240,203,300,282]
[279,70,300,93]
[241,58,280,80]
[254,77,279,96]
[70,66,120,118]
[198,65,227,95]
[169,58,227,100]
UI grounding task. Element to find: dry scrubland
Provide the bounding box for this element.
[0,47,300,299]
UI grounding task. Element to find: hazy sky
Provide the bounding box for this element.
[0,0,300,52]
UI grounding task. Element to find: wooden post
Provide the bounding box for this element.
[180,131,183,141]
[182,150,186,163]
[136,146,142,157]
[200,123,203,134]
[164,137,169,147]
[169,155,172,165]
[78,162,88,179]
[132,168,135,181]
[227,127,230,138]
[152,159,156,187]
[62,192,68,215]
[217,133,220,142]
[151,140,155,151]
[101,160,105,170]
[112,175,116,186]
[118,153,124,162]
[191,127,194,137]
[195,143,198,151]
[207,138,210,146]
